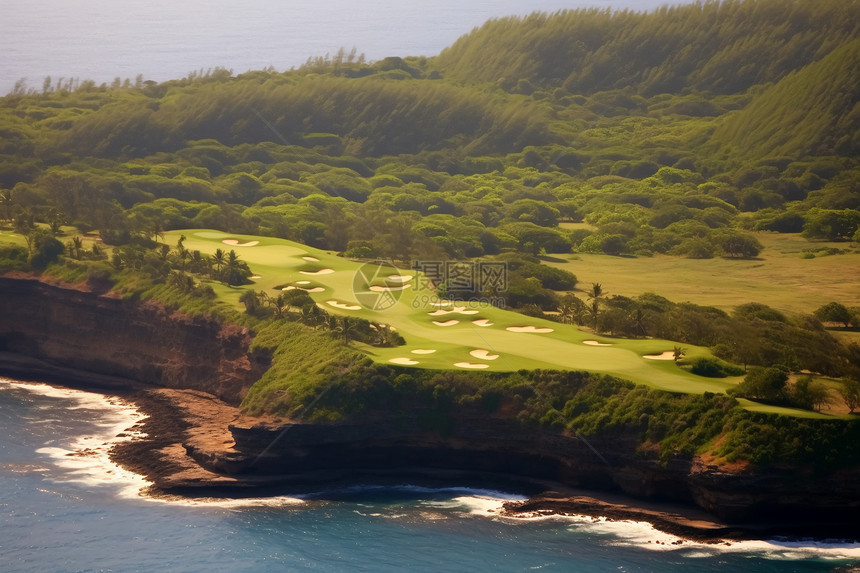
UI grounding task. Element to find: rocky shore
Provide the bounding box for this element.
[103,387,858,543]
[3,274,860,543]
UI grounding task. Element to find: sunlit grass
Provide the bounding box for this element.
[546,232,860,315]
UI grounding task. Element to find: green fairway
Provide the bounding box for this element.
[0,229,27,248]
[552,229,860,315]
[169,229,741,395]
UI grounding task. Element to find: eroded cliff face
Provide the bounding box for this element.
[215,417,860,524]
[3,275,860,528]
[0,276,269,404]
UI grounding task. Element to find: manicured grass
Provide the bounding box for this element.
[547,232,860,315]
[736,398,836,420]
[832,329,860,345]
[0,229,27,248]
[169,229,743,397]
[0,225,102,250]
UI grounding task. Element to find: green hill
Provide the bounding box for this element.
[710,39,860,160]
[435,0,860,95]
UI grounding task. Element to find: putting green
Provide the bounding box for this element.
[164,229,748,396]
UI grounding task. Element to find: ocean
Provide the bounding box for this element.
[1,377,859,572]
[3,0,695,95]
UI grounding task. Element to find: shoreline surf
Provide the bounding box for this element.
[3,375,860,561]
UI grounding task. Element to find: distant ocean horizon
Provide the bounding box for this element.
[1,0,696,95]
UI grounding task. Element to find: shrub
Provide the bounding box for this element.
[732,366,788,400]
[690,357,745,378]
[0,245,30,273]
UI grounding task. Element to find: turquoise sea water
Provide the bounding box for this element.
[1,378,859,572]
[2,0,698,95]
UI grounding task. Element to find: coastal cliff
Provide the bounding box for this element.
[2,274,859,536]
[0,275,268,404]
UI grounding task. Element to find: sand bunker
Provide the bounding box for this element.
[583,340,612,347]
[389,357,419,366]
[472,319,494,327]
[432,320,460,327]
[296,280,311,285]
[300,268,335,275]
[370,284,411,292]
[469,349,499,361]
[222,239,259,247]
[644,351,676,360]
[454,362,490,369]
[387,274,413,282]
[250,274,262,279]
[285,285,324,293]
[302,256,320,262]
[326,300,362,311]
[429,306,480,316]
[411,349,437,355]
[506,326,554,334]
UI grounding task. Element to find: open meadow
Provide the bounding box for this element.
[554,226,860,316]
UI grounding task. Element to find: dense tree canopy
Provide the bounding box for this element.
[0,0,856,302]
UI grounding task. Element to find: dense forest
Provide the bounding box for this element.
[1,0,859,438]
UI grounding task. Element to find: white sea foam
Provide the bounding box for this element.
[148,494,306,508]
[502,505,860,559]
[593,518,860,559]
[2,379,151,498]
[1,379,307,508]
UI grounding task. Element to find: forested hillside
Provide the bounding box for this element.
[710,38,860,159]
[436,0,860,95]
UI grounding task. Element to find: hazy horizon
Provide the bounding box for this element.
[1,0,699,94]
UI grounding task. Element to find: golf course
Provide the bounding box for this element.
[170,229,740,394]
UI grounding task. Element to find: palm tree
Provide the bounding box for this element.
[673,346,686,364]
[173,236,190,271]
[631,308,647,338]
[326,314,340,332]
[189,250,204,273]
[158,243,171,261]
[239,290,262,315]
[149,220,164,243]
[557,301,575,325]
[371,322,395,347]
[49,210,65,236]
[300,304,323,327]
[224,249,243,285]
[337,316,357,344]
[70,236,83,259]
[587,282,603,330]
[0,187,13,222]
[211,248,225,278]
[270,293,288,319]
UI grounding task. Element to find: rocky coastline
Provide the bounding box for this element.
[2,274,860,543]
